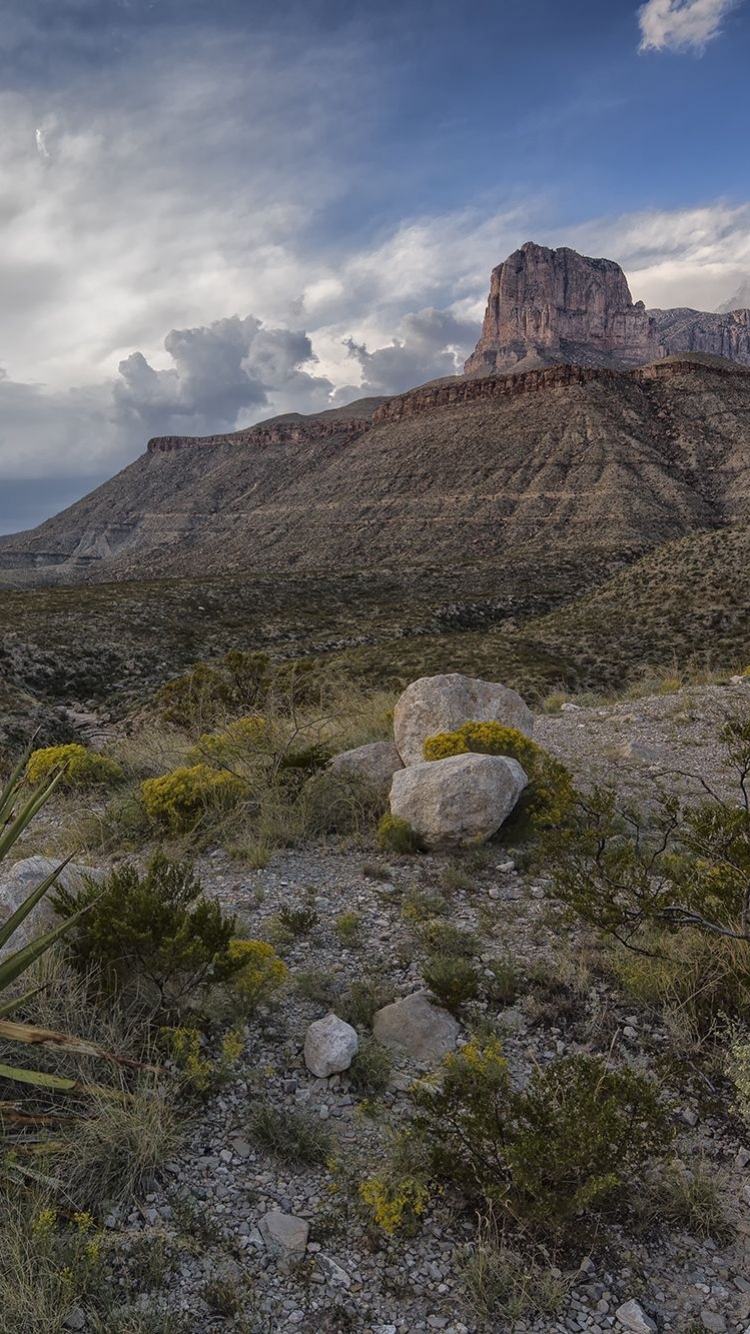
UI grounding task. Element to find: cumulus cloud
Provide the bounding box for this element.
[638,0,740,52]
[334,308,478,400]
[113,315,333,439]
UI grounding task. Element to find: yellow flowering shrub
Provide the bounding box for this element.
[187,714,267,767]
[141,763,245,833]
[26,742,123,788]
[227,938,288,1014]
[423,722,573,838]
[161,1024,245,1093]
[377,813,422,854]
[359,1173,430,1235]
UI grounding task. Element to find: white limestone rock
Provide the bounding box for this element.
[389,752,527,849]
[393,672,534,767]
[304,1013,359,1078]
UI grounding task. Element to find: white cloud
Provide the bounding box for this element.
[638,0,740,52]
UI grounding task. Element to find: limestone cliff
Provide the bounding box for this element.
[465,242,750,374]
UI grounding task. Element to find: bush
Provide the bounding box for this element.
[26,742,123,789]
[249,1101,331,1165]
[51,851,244,1015]
[423,954,480,1013]
[187,715,267,767]
[378,813,422,854]
[225,939,287,1015]
[141,764,245,834]
[423,722,573,838]
[348,1035,393,1095]
[408,1039,671,1232]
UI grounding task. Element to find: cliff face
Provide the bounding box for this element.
[465,242,750,374]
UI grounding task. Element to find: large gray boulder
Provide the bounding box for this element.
[390,752,527,849]
[373,991,460,1063]
[393,673,534,766]
[0,857,99,962]
[329,741,403,800]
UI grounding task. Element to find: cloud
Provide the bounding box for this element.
[638,0,740,52]
[335,307,478,400]
[113,315,333,439]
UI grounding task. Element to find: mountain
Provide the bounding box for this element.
[465,242,750,375]
[3,356,750,586]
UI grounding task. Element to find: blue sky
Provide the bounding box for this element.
[0,0,749,531]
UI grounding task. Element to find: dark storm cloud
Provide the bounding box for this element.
[336,307,478,399]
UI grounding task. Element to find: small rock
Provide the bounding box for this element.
[258,1211,309,1258]
[317,1254,351,1288]
[63,1311,86,1332]
[615,1299,657,1333]
[700,1313,727,1333]
[304,1014,359,1078]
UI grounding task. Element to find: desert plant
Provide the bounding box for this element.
[335,912,362,947]
[51,851,244,1015]
[408,1038,671,1232]
[224,939,287,1015]
[249,1100,331,1165]
[0,1194,105,1334]
[463,1211,569,1322]
[348,1035,392,1095]
[547,720,750,968]
[423,722,573,838]
[423,954,480,1013]
[276,904,319,937]
[26,743,122,789]
[141,764,245,835]
[378,813,422,854]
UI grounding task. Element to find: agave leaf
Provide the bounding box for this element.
[0,772,65,862]
[0,984,45,1021]
[0,1062,127,1098]
[0,1101,73,1127]
[0,856,73,952]
[0,1017,163,1074]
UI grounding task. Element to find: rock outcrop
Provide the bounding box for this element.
[393,673,534,767]
[389,752,528,848]
[465,242,750,375]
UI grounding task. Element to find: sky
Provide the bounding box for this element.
[0,0,749,532]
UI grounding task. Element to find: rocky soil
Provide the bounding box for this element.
[44,682,750,1333]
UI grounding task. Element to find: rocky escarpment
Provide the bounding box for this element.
[147,417,371,454]
[465,242,750,375]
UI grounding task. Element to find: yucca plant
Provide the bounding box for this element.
[0,752,156,1174]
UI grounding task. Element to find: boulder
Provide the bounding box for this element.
[258,1211,309,1258]
[393,673,533,766]
[329,740,403,800]
[304,1013,359,1078]
[390,753,527,849]
[373,990,461,1063]
[0,857,100,963]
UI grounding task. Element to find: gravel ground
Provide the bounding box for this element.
[26,683,750,1331]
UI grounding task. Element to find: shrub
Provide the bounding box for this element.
[423,722,573,838]
[423,954,480,1013]
[276,905,319,937]
[335,911,363,947]
[141,764,245,834]
[54,1082,181,1210]
[408,1039,671,1231]
[51,851,244,1015]
[302,769,383,834]
[349,1035,393,1095]
[225,939,287,1015]
[378,813,422,854]
[187,714,267,767]
[249,1101,331,1166]
[26,742,122,789]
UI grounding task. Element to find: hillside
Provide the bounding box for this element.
[3,356,750,586]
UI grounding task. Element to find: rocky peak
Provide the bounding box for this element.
[465,242,750,375]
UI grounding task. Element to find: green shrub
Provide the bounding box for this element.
[249,1101,331,1166]
[302,769,383,834]
[141,764,245,834]
[348,1035,393,1095]
[423,954,480,1013]
[423,722,573,839]
[276,905,319,937]
[51,851,244,1014]
[378,813,422,854]
[336,911,363,947]
[408,1038,671,1232]
[187,715,266,767]
[26,742,122,789]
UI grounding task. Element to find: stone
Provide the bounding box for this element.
[465,241,750,377]
[316,1254,351,1288]
[701,1313,727,1333]
[373,990,461,1062]
[304,1014,359,1078]
[465,242,659,375]
[258,1211,309,1258]
[329,740,403,799]
[63,1311,87,1332]
[615,1299,658,1333]
[0,857,102,963]
[393,672,534,767]
[390,753,527,849]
